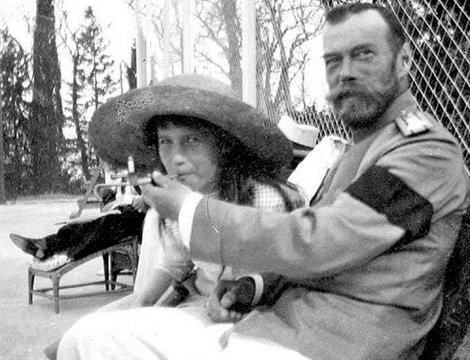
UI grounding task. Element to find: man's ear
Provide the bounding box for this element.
[396,43,412,78]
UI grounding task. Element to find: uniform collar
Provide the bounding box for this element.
[380,89,417,124]
[351,89,416,144]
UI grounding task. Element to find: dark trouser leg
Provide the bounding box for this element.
[66,209,145,260]
[38,233,68,258]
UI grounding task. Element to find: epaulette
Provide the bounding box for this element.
[394,110,433,137]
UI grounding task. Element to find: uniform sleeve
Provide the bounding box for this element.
[235,183,295,304]
[242,273,290,306]
[189,134,469,279]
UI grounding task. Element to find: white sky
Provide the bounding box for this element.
[0,0,328,110]
[0,0,135,77]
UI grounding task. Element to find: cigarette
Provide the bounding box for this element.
[129,172,175,186]
[130,177,153,186]
[127,156,135,173]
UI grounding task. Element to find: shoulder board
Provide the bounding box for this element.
[394,110,433,137]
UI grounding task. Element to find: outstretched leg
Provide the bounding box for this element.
[10,233,59,259]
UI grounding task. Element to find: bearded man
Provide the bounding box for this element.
[61,3,470,360]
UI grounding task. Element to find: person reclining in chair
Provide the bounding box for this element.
[9,182,147,271]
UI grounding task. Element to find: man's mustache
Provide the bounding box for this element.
[326,84,370,103]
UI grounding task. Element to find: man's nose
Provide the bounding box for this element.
[338,57,356,83]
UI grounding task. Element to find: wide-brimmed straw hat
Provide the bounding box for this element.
[89,74,293,172]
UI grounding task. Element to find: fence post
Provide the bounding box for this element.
[241,0,256,107]
[182,0,194,74]
[135,0,147,87]
[163,0,171,79]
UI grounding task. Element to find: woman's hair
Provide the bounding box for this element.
[145,114,298,211]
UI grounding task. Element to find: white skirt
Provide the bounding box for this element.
[57,296,308,360]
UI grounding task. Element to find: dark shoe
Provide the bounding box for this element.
[9,234,47,259]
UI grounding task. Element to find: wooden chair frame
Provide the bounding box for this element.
[28,236,139,314]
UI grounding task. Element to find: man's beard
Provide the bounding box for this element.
[326,73,400,131]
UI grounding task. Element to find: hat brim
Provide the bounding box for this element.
[90,85,293,173]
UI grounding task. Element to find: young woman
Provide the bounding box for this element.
[56,74,302,359]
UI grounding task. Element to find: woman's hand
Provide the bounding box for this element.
[140,171,194,220]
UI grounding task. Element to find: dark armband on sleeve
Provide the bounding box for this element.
[346,165,433,242]
[257,273,290,306]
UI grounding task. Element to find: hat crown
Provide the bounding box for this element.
[158,74,238,100]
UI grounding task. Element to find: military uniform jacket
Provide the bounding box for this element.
[188,91,470,360]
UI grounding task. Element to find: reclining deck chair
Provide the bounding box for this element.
[27,168,140,313]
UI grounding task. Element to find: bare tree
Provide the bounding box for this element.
[56,5,118,181]
[193,0,323,121]
[79,7,117,112]
[127,0,323,122]
[56,5,91,180]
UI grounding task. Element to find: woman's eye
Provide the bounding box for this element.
[185,137,201,145]
[158,139,171,146]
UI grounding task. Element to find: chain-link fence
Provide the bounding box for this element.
[326,0,470,167]
[390,0,469,167]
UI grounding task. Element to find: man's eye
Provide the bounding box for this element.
[324,57,341,70]
[354,49,373,60]
[325,57,338,66]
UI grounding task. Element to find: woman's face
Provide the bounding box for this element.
[157,123,220,194]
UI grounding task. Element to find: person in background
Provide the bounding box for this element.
[277,115,319,172]
[277,115,349,204]
[108,3,469,359]
[9,184,147,271]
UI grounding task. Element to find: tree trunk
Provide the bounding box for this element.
[71,50,90,180]
[30,0,65,193]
